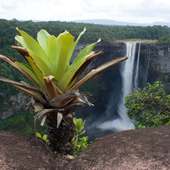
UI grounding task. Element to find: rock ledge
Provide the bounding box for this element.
[0,126,170,170]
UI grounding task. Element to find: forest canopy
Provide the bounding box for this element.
[1,19,170,57]
[0,19,170,95]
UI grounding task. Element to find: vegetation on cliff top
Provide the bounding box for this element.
[126,81,170,128]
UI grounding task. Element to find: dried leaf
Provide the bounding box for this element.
[36,109,55,119]
[40,115,47,126]
[71,56,128,90]
[57,112,63,128]
[44,75,62,99]
[11,45,29,56]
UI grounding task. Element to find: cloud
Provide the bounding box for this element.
[0,0,170,23]
[82,0,170,23]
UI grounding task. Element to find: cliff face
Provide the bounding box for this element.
[78,41,170,138]
[142,43,170,91]
[95,42,170,90]
[76,42,127,138]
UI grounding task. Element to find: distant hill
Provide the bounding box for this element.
[153,22,170,27]
[75,19,170,27]
[75,19,137,26]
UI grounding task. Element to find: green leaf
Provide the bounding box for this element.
[35,132,42,138]
[0,54,40,85]
[46,35,59,74]
[37,29,50,54]
[73,118,85,132]
[42,134,48,142]
[15,61,41,86]
[67,27,86,65]
[60,39,101,90]
[26,56,44,86]
[16,28,51,76]
[54,31,75,81]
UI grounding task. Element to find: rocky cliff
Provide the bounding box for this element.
[78,41,170,138]
[142,43,170,91]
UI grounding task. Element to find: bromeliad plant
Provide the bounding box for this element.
[0,28,127,154]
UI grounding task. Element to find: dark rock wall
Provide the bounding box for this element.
[76,42,126,138]
[77,42,170,138]
[145,44,170,92]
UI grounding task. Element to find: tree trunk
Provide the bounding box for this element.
[46,112,75,154]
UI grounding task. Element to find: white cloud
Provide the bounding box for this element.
[0,0,170,23]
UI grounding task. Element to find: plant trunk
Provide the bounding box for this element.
[46,112,75,154]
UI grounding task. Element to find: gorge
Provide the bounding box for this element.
[79,41,170,139]
[0,40,170,140]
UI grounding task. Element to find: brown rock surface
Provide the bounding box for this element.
[0,132,69,170]
[66,126,170,170]
[0,126,170,170]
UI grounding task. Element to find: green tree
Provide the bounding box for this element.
[126,81,170,128]
[158,36,170,44]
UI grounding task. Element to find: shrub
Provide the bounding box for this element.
[126,81,170,128]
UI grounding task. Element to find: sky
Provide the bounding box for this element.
[0,0,170,24]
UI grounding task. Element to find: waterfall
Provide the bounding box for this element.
[117,42,139,127]
[98,41,141,131]
[134,42,141,88]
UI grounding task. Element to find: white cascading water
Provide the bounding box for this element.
[98,41,141,131]
[134,42,141,88]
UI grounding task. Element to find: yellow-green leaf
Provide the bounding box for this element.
[37,29,50,54]
[60,39,101,90]
[16,28,51,76]
[54,31,75,81]
[15,61,40,86]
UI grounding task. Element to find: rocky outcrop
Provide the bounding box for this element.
[81,42,170,138]
[66,126,170,170]
[0,132,68,170]
[141,43,170,91]
[0,126,170,170]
